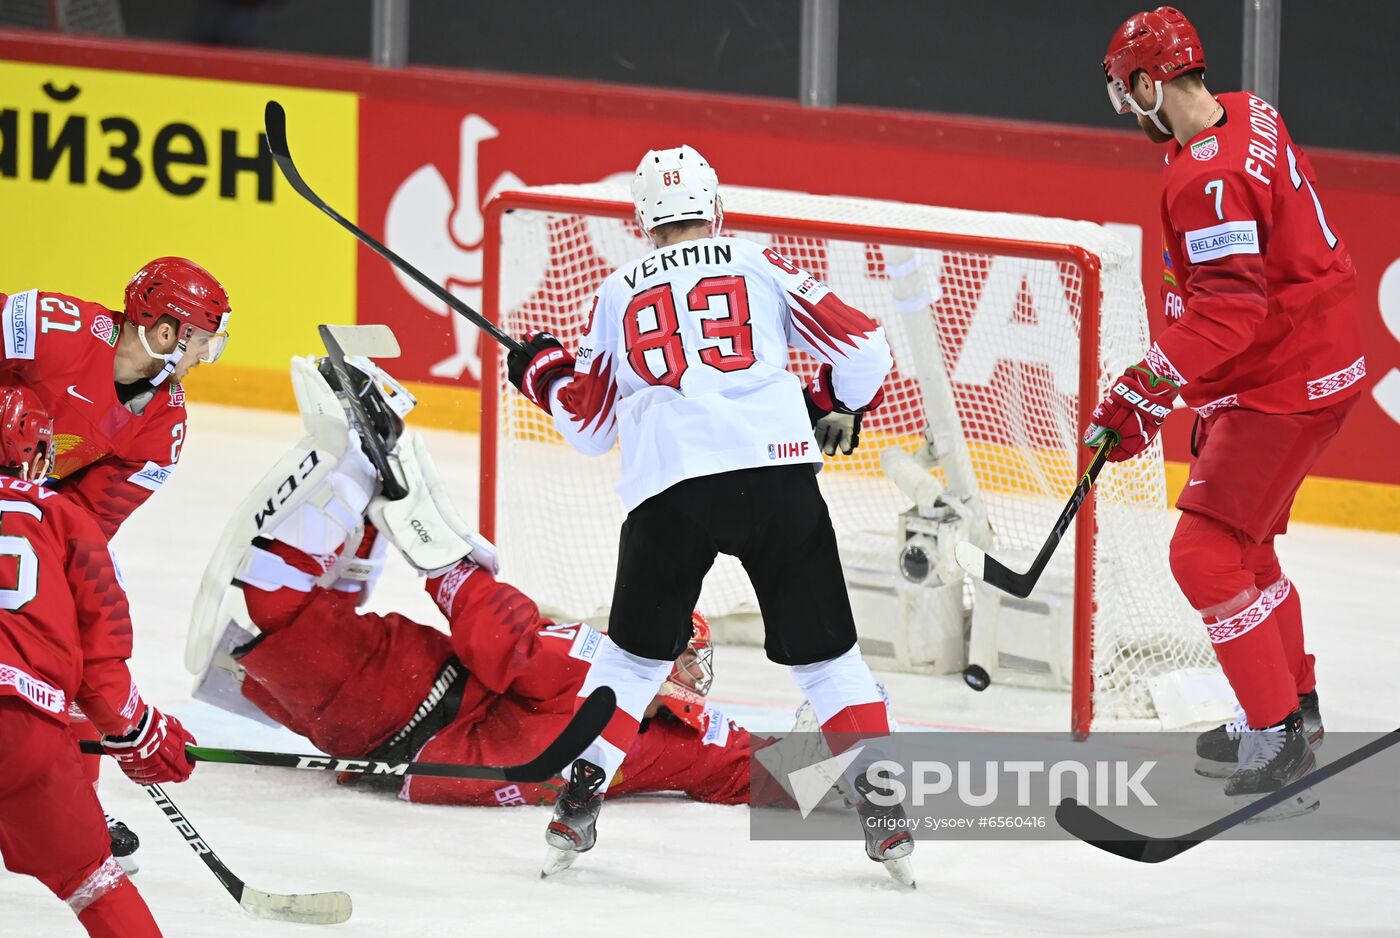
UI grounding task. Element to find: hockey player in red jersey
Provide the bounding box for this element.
[0,385,197,938]
[0,257,230,867]
[195,357,753,809]
[0,258,231,538]
[1089,7,1365,812]
[507,146,912,884]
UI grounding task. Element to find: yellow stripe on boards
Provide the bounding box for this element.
[181,364,482,433]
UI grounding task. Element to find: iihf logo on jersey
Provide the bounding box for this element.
[769,440,811,459]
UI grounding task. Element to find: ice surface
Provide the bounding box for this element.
[3,404,1397,936]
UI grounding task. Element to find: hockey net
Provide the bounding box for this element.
[480,183,1222,732]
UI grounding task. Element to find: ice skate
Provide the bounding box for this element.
[541,760,607,877]
[1224,710,1320,822]
[106,812,141,875]
[851,772,916,888]
[1196,691,1325,779]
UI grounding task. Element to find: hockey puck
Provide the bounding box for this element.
[962,664,990,692]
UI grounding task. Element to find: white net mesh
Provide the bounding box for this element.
[486,183,1217,724]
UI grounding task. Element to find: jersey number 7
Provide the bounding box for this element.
[623,276,756,388]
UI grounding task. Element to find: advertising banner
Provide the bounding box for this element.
[2,32,1395,523]
[0,57,357,404]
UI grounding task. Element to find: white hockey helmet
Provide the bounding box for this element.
[631,145,722,240]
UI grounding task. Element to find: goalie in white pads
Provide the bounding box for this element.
[507,145,914,884]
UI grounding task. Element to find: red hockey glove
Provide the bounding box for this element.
[100,705,197,784]
[507,331,576,414]
[803,364,884,456]
[1083,362,1179,462]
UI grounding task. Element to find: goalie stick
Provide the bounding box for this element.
[953,436,1113,599]
[319,323,409,501]
[264,100,522,354]
[141,782,352,924]
[81,687,617,784]
[1056,727,1400,863]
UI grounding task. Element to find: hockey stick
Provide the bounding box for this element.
[142,782,352,924]
[953,436,1113,598]
[264,100,522,354]
[80,686,616,784]
[319,323,409,501]
[1056,727,1400,863]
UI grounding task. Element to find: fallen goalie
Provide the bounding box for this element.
[190,354,757,808]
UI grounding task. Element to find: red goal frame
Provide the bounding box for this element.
[479,189,1104,735]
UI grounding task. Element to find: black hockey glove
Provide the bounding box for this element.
[802,364,885,456]
[508,331,576,414]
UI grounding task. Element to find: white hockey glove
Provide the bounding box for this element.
[367,432,499,576]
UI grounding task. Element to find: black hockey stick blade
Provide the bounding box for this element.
[143,783,353,924]
[319,323,409,501]
[503,685,616,782]
[263,100,521,353]
[1056,727,1400,863]
[954,437,1112,598]
[85,687,618,784]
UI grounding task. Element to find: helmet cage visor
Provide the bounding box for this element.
[1106,75,1136,115]
[667,642,714,697]
[180,321,230,364]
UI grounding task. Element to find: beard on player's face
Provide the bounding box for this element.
[1137,112,1174,143]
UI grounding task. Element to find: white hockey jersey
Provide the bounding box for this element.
[548,236,893,511]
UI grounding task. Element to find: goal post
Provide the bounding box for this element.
[479,183,1232,735]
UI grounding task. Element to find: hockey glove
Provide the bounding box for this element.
[368,432,500,575]
[508,331,576,414]
[803,364,886,456]
[1083,361,1179,462]
[100,705,197,784]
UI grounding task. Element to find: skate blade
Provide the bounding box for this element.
[541,845,580,878]
[880,856,916,889]
[1193,757,1236,780]
[1236,787,1321,824]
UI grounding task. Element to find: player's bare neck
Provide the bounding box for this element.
[1170,85,1223,147]
[112,329,161,384]
[650,221,712,248]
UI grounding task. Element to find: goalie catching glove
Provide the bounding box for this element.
[368,432,499,576]
[508,331,576,414]
[1083,361,1179,462]
[803,363,885,456]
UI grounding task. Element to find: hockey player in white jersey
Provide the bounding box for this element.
[508,145,914,885]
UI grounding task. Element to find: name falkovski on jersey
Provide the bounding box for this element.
[624,243,734,289]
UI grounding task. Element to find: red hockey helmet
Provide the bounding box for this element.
[1104,6,1206,116]
[0,386,54,482]
[124,257,232,367]
[659,611,715,731]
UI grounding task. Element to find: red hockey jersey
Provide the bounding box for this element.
[1150,91,1366,417]
[0,290,188,538]
[0,476,143,733]
[237,545,751,807]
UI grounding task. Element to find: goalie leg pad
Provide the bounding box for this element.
[186,357,377,674]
